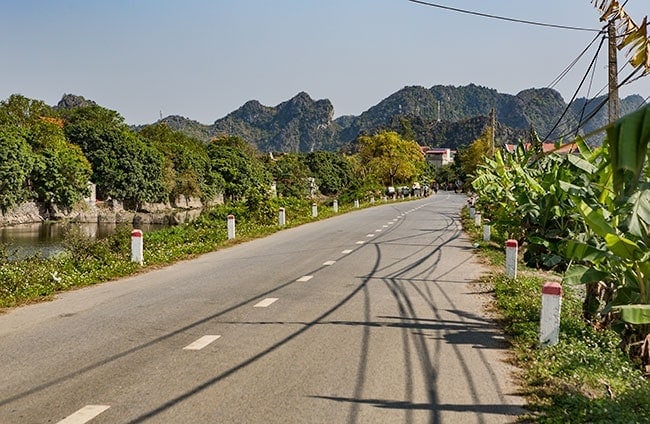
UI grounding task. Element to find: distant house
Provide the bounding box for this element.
[421,147,456,169]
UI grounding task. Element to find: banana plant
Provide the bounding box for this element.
[563,105,650,325]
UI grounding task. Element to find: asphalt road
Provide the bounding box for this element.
[0,193,525,423]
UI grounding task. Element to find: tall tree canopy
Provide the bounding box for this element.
[305,151,355,196]
[63,106,167,204]
[139,123,222,202]
[0,126,36,212]
[357,131,426,187]
[207,135,271,202]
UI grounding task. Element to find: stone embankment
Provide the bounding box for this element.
[0,194,222,227]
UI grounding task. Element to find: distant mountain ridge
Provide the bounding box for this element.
[63,85,645,152]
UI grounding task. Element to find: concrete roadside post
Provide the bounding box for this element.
[312,202,318,218]
[483,223,491,242]
[474,211,482,227]
[383,196,387,203]
[279,207,286,227]
[333,199,338,213]
[370,197,375,204]
[131,229,143,265]
[354,199,360,208]
[505,239,518,278]
[469,206,476,219]
[539,282,563,346]
[227,214,235,240]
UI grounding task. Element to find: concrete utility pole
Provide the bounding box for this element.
[489,107,496,155]
[608,19,621,123]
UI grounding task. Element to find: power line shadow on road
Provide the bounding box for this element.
[310,395,526,416]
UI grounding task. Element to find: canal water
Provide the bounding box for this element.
[0,222,167,260]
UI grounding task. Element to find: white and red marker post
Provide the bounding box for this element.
[539,282,563,346]
[312,202,318,218]
[131,229,143,265]
[279,207,286,226]
[505,239,518,278]
[333,199,338,213]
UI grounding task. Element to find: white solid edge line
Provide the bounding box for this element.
[183,335,222,350]
[254,298,279,308]
[57,405,111,424]
[297,275,314,282]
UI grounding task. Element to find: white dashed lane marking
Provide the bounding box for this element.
[183,335,221,351]
[341,249,353,254]
[297,275,314,282]
[323,261,336,266]
[57,405,110,424]
[254,298,279,308]
[366,234,375,238]
[356,241,364,245]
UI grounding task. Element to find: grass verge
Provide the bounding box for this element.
[463,213,650,423]
[0,196,392,310]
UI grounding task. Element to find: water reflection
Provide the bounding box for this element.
[0,222,168,260]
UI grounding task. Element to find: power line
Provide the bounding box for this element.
[547,66,644,142]
[542,33,607,141]
[406,0,601,32]
[547,30,607,89]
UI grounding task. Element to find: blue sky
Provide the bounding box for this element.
[1,0,648,125]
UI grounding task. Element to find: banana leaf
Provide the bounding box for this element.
[626,187,650,238]
[565,239,610,262]
[615,304,650,325]
[563,264,609,285]
[607,105,650,197]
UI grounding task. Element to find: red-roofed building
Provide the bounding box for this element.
[421,147,456,168]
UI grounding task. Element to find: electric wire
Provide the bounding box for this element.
[547,66,644,142]
[542,33,607,141]
[548,29,607,89]
[406,0,601,32]
[404,0,649,138]
[575,43,602,136]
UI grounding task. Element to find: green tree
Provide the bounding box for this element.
[271,153,311,198]
[28,120,92,207]
[207,136,271,203]
[305,151,354,196]
[458,126,492,179]
[64,106,167,204]
[0,94,54,128]
[357,131,426,187]
[139,123,222,202]
[0,95,93,208]
[0,126,36,212]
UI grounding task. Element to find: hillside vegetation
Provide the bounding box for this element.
[143,84,643,152]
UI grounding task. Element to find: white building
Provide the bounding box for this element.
[423,147,456,169]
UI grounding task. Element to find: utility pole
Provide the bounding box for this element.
[607,18,621,123]
[489,107,496,155]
